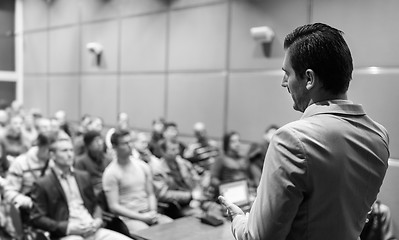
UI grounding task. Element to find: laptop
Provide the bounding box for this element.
[219,179,252,212]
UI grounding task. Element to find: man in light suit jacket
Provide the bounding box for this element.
[219,23,390,240]
[30,138,131,240]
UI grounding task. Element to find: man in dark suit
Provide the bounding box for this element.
[29,137,130,240]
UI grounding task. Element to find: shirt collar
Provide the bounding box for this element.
[301,100,366,119]
[52,164,74,179]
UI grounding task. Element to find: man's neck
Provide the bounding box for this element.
[117,155,131,165]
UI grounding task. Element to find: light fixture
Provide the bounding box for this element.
[250,26,275,57]
[86,42,103,66]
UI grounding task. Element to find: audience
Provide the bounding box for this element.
[211,131,251,194]
[29,137,131,240]
[148,118,166,158]
[183,122,219,173]
[247,124,279,186]
[0,103,395,238]
[74,130,112,196]
[102,129,172,233]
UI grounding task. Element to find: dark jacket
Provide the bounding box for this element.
[30,169,97,239]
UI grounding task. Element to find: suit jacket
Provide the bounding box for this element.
[231,100,390,240]
[30,168,97,239]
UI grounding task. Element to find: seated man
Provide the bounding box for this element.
[183,122,219,173]
[29,137,130,240]
[74,130,112,196]
[3,131,66,210]
[102,130,172,234]
[156,139,211,217]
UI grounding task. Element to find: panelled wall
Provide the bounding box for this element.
[23,0,399,155]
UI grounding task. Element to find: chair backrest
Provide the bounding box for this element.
[97,190,132,238]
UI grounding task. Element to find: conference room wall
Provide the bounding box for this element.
[21,0,399,157]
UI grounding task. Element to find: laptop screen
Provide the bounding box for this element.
[219,179,250,207]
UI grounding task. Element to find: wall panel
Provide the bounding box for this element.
[80,0,119,22]
[80,75,118,125]
[23,0,47,31]
[230,0,308,70]
[49,0,79,27]
[48,75,80,121]
[169,3,228,71]
[312,0,399,68]
[120,13,167,72]
[23,75,48,116]
[118,0,168,17]
[349,70,399,158]
[49,26,80,73]
[24,32,48,74]
[167,73,226,138]
[171,0,227,9]
[227,71,300,141]
[81,20,119,73]
[119,74,165,130]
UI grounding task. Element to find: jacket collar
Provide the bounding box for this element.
[301,100,365,119]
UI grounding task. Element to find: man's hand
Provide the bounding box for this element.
[67,221,96,237]
[14,195,33,209]
[140,211,159,225]
[218,196,245,221]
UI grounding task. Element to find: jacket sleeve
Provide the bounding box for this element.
[29,181,69,237]
[152,172,192,205]
[232,127,308,240]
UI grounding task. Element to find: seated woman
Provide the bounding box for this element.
[210,131,251,197]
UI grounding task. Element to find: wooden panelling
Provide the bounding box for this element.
[23,75,48,116]
[119,74,166,130]
[49,0,79,27]
[23,0,48,31]
[312,0,399,68]
[118,0,168,17]
[349,69,399,159]
[168,3,228,71]
[230,0,308,70]
[167,73,226,138]
[48,75,80,121]
[24,32,48,74]
[49,26,80,73]
[227,71,301,141]
[80,75,118,125]
[120,13,167,72]
[81,20,119,73]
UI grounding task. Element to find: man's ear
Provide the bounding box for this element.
[305,69,316,90]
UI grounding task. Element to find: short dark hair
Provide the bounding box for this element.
[164,121,177,130]
[36,130,59,148]
[83,130,102,147]
[110,129,131,147]
[284,23,353,94]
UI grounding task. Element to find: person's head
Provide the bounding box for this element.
[83,130,104,153]
[152,118,165,134]
[223,131,240,154]
[111,129,133,159]
[134,132,149,153]
[282,23,353,112]
[262,124,279,143]
[49,138,74,170]
[193,122,208,143]
[35,117,51,134]
[163,122,178,140]
[54,110,67,125]
[0,109,9,127]
[164,139,180,159]
[36,130,61,161]
[117,112,130,131]
[9,115,24,134]
[87,117,103,133]
[50,117,61,131]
